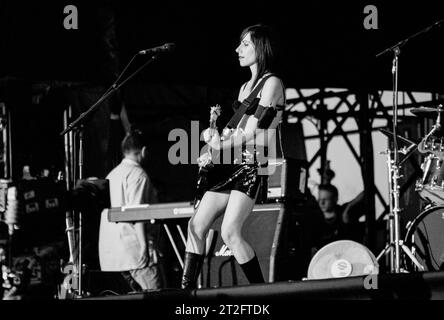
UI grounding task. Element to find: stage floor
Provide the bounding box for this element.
[85,271,444,301]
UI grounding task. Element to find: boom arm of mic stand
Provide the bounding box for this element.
[60,54,159,137]
[57,53,160,296]
[376,18,444,58]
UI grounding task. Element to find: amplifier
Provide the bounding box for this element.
[266,157,308,200]
[201,203,290,287]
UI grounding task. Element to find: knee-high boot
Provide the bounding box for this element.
[239,254,265,284]
[181,252,204,289]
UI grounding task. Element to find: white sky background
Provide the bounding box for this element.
[286,88,433,219]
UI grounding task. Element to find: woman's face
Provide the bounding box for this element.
[236,32,256,67]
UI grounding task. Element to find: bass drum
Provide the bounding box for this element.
[404,205,444,271]
[307,240,378,280]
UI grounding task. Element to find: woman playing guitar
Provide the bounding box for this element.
[181,24,286,289]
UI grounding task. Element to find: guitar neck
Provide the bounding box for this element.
[206,120,218,155]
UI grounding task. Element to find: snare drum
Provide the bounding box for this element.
[416,154,444,204]
[404,205,444,271]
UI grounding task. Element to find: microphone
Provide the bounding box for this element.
[138,43,175,55]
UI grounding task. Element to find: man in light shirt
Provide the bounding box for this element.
[99,130,161,291]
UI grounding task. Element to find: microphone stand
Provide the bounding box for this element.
[59,52,162,298]
[60,54,160,137]
[374,18,444,273]
[391,46,403,273]
[375,18,444,58]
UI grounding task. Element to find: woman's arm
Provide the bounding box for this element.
[206,77,284,150]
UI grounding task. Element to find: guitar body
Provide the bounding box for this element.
[194,105,222,207]
[194,170,209,207]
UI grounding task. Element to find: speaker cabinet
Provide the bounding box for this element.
[267,157,308,201]
[201,203,291,288]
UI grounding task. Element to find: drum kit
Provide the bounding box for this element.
[370,17,444,275]
[405,105,444,272]
[304,105,444,280]
[377,104,444,273]
[302,20,444,280]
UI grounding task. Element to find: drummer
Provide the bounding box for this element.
[305,184,365,255]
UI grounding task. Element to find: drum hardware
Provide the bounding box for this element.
[416,104,443,153]
[378,129,418,166]
[438,138,444,152]
[415,106,444,205]
[379,128,417,146]
[376,147,425,272]
[379,102,444,271]
[375,27,441,271]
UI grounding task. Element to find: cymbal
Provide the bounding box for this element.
[410,106,444,116]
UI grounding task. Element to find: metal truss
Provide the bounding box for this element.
[284,87,444,248]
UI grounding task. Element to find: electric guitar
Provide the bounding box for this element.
[194,105,221,206]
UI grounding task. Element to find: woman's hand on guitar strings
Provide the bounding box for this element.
[203,127,220,146]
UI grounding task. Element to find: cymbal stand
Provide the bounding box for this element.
[375,46,425,273]
[378,150,395,272]
[376,149,424,272]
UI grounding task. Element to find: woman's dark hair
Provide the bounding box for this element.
[239,24,279,87]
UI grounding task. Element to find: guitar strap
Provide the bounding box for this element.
[226,74,274,129]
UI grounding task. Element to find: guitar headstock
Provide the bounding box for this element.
[210,104,222,122]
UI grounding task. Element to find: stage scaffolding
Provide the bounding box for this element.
[284,87,444,251]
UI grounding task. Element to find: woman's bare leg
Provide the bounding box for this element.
[220,190,257,263]
[185,191,230,254]
[182,191,230,289]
